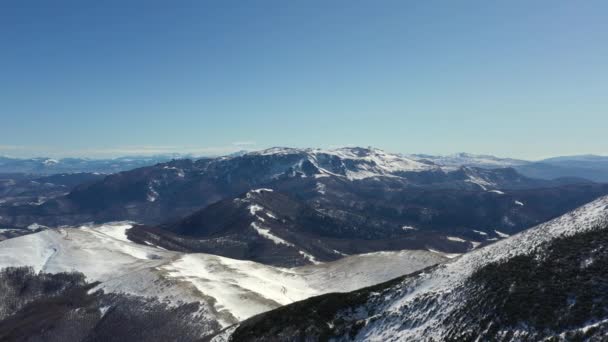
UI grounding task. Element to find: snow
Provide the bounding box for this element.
[488,190,505,195]
[408,153,527,169]
[318,148,436,180]
[295,250,447,293]
[92,222,133,242]
[581,256,594,268]
[316,182,326,194]
[162,166,185,177]
[147,185,159,202]
[250,188,273,194]
[249,147,439,180]
[99,306,111,317]
[0,221,448,330]
[43,158,59,166]
[401,225,417,231]
[427,248,462,259]
[27,223,47,230]
[298,250,320,265]
[0,222,173,280]
[162,250,442,324]
[161,254,315,323]
[515,200,524,206]
[494,230,510,238]
[250,222,294,247]
[473,230,488,236]
[465,175,491,190]
[248,204,263,216]
[446,236,467,243]
[349,195,608,341]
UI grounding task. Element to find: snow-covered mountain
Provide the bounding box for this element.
[3,146,602,231]
[0,222,446,339]
[223,195,608,341]
[408,152,529,170]
[248,147,439,179]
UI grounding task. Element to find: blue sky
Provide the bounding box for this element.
[1,1,606,159]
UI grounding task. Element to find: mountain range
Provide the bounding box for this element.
[3,150,608,182]
[0,147,607,340]
[2,147,607,264]
[409,152,608,182]
[0,155,181,175]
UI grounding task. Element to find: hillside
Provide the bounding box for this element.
[223,195,608,341]
[0,222,446,339]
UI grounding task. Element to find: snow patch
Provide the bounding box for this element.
[250,222,293,247]
[299,251,320,265]
[27,223,47,231]
[250,188,273,194]
[248,204,263,216]
[446,236,467,243]
[494,230,510,238]
[147,185,159,202]
[316,182,326,195]
[427,248,461,259]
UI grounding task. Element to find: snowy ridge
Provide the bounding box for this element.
[163,249,446,325]
[0,222,446,329]
[351,195,608,341]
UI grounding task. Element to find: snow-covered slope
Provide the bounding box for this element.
[349,196,608,341]
[225,195,608,341]
[162,249,444,324]
[0,222,446,329]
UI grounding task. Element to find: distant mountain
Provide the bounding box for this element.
[1,148,605,249]
[517,155,608,183]
[0,155,182,174]
[409,152,608,183]
[0,222,445,340]
[409,152,528,170]
[0,172,104,207]
[220,195,608,341]
[542,154,608,164]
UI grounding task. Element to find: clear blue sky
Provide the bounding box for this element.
[1,1,606,159]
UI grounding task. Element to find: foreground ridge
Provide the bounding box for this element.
[221,196,608,341]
